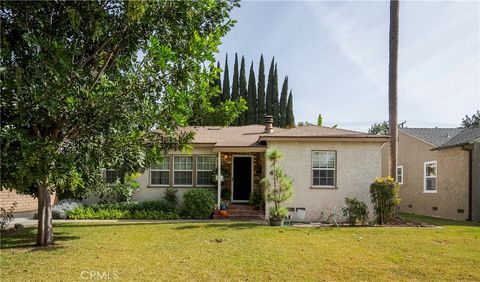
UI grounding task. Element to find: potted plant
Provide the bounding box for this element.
[261,148,293,226]
[219,200,229,217]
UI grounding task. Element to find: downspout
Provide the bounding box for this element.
[462,146,473,221]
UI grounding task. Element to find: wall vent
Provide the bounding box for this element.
[408,204,413,208]
[432,207,438,211]
[457,209,464,214]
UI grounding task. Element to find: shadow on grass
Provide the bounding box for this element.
[0,227,79,251]
[175,222,261,230]
[401,213,480,227]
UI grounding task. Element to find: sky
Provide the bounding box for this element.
[216,0,480,131]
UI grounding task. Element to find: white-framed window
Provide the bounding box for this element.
[150,157,170,186]
[104,169,120,185]
[173,156,193,186]
[196,155,217,186]
[424,161,437,193]
[396,165,404,184]
[312,151,336,187]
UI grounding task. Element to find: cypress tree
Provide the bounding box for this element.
[257,55,266,123]
[247,62,257,124]
[239,56,247,125]
[272,64,279,126]
[317,114,323,126]
[279,76,288,127]
[265,57,275,115]
[231,53,240,125]
[286,90,295,127]
[222,54,230,101]
[212,62,222,106]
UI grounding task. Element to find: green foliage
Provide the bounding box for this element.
[272,65,280,127]
[286,91,295,127]
[238,56,248,125]
[461,110,480,128]
[0,202,18,231]
[222,54,230,102]
[257,55,266,123]
[317,114,323,126]
[268,206,289,220]
[182,189,216,219]
[261,148,293,221]
[279,77,288,128]
[370,177,401,224]
[249,186,264,210]
[163,187,178,210]
[94,173,140,203]
[247,62,257,124]
[221,187,231,202]
[344,198,369,226]
[266,57,275,116]
[231,53,240,108]
[368,121,389,135]
[67,206,179,220]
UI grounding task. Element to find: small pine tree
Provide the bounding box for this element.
[239,56,248,125]
[286,90,295,127]
[279,76,288,127]
[231,53,240,125]
[266,57,275,115]
[222,54,230,101]
[257,55,266,123]
[272,64,279,126]
[247,62,257,124]
[317,114,323,126]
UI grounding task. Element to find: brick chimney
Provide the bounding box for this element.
[264,115,273,133]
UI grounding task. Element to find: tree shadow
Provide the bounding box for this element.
[400,213,480,227]
[0,227,79,251]
[175,222,263,230]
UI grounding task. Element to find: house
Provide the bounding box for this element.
[132,116,389,221]
[383,127,480,221]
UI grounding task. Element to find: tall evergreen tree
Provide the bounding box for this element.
[286,90,295,127]
[272,64,279,126]
[265,57,275,115]
[247,62,257,124]
[222,54,230,101]
[257,55,266,123]
[231,53,240,124]
[212,62,222,106]
[239,56,247,125]
[279,76,288,127]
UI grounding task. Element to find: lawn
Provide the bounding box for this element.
[1,214,479,281]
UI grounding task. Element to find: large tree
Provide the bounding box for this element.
[272,64,280,126]
[257,55,266,123]
[247,62,257,124]
[368,121,389,135]
[279,76,288,127]
[231,53,240,124]
[266,57,275,115]
[388,0,400,177]
[222,54,230,102]
[286,90,295,127]
[461,110,480,128]
[1,0,239,246]
[239,56,247,125]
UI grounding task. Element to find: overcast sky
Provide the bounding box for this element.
[216,0,480,131]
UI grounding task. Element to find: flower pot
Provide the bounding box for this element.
[219,210,229,217]
[269,218,284,226]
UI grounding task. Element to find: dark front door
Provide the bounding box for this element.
[233,157,252,202]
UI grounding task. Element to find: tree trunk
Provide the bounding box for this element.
[388,0,400,178]
[36,180,54,246]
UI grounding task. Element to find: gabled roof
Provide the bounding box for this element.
[399,128,463,146]
[259,125,388,139]
[434,127,480,150]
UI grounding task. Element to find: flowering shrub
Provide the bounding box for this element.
[370,177,400,224]
[52,199,83,219]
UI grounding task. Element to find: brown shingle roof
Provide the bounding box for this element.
[178,125,388,147]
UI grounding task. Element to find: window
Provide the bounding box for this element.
[424,161,437,193]
[196,155,217,186]
[312,151,336,187]
[150,157,170,186]
[174,156,193,186]
[104,169,120,184]
[396,165,404,184]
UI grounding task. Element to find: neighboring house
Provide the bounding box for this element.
[130,116,389,221]
[382,127,480,221]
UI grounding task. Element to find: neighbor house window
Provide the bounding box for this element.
[174,156,193,186]
[150,157,170,186]
[396,165,404,184]
[424,161,437,193]
[312,151,336,187]
[196,155,217,186]
[104,169,120,185]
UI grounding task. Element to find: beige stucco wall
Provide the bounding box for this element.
[397,131,470,220]
[472,143,480,222]
[265,141,384,221]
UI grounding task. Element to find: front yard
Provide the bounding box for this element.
[1,214,479,281]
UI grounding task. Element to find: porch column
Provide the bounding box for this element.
[217,151,221,209]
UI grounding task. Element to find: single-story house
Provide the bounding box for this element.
[130,116,389,221]
[382,127,480,221]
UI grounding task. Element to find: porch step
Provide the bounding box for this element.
[213,204,265,220]
[228,204,258,211]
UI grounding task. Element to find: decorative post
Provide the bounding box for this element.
[217,151,221,209]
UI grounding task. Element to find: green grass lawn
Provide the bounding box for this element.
[1,214,479,281]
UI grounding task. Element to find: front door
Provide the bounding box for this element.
[232,156,252,202]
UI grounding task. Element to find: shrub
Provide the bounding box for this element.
[370,177,401,224]
[52,199,83,219]
[163,187,178,210]
[88,200,176,213]
[66,206,179,220]
[1,202,18,231]
[344,198,369,226]
[249,186,264,210]
[182,189,216,219]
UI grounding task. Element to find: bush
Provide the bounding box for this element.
[88,200,176,213]
[52,199,83,219]
[1,202,18,231]
[182,189,216,219]
[66,206,179,220]
[344,198,369,226]
[249,186,264,210]
[163,188,178,210]
[370,177,401,224]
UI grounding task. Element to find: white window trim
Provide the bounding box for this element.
[423,161,437,193]
[149,157,170,187]
[173,155,193,187]
[396,165,404,185]
[311,151,336,188]
[196,155,217,187]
